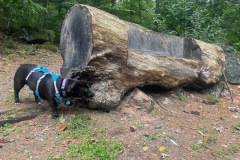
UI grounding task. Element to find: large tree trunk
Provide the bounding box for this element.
[60,4,225,110]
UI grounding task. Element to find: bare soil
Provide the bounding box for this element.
[0,34,240,160]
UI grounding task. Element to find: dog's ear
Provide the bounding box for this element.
[68,80,87,91]
[71,75,80,80]
[75,80,88,86]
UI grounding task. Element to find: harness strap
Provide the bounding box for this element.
[27,66,66,104]
[26,66,49,80]
[26,70,34,80]
[51,73,59,94]
[35,74,48,97]
[51,73,62,103]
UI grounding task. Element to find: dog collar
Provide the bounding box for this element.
[61,78,67,97]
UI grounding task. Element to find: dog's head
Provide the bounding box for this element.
[65,79,94,98]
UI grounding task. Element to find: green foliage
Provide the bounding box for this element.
[233,122,240,131]
[4,40,17,48]
[176,94,187,101]
[0,0,46,31]
[227,144,240,155]
[205,94,220,103]
[17,45,36,56]
[36,43,59,52]
[68,138,123,160]
[109,0,155,29]
[0,0,240,51]
[51,113,124,159]
[191,136,217,152]
[67,113,93,138]
[217,144,240,160]
[0,123,14,136]
[3,48,14,54]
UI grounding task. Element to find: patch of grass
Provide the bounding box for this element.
[217,144,240,159]
[205,136,217,144]
[227,144,240,155]
[36,43,59,52]
[100,127,107,134]
[50,113,124,160]
[198,127,206,136]
[233,122,240,131]
[205,94,220,103]
[217,150,232,160]
[191,135,217,152]
[142,133,158,147]
[151,108,160,116]
[66,113,93,138]
[16,45,36,56]
[68,138,123,160]
[176,94,187,101]
[3,48,14,54]
[191,140,208,152]
[24,150,32,158]
[4,40,17,49]
[0,123,15,136]
[147,133,157,140]
[46,154,65,160]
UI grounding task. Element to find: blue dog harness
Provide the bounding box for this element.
[26,66,66,103]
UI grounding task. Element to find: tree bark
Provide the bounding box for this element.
[60,4,225,110]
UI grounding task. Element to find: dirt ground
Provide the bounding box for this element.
[0,34,240,160]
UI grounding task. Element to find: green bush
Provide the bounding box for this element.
[3,48,14,54]
[4,40,17,49]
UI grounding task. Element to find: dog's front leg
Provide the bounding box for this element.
[49,100,59,119]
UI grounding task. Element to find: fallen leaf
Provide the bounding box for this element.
[159,146,166,152]
[66,139,76,143]
[60,123,67,131]
[142,146,149,151]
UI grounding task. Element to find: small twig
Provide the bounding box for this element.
[156,100,169,112]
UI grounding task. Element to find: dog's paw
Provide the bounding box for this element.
[37,102,41,105]
[15,102,21,104]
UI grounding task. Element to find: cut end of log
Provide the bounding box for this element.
[60,4,93,77]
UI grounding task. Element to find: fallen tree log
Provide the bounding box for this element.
[60,4,225,110]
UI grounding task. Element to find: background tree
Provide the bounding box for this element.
[0,0,239,51]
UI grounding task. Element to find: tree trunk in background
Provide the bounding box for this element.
[60,4,225,110]
[155,0,160,14]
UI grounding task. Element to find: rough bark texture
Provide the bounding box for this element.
[222,45,240,84]
[60,4,225,110]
